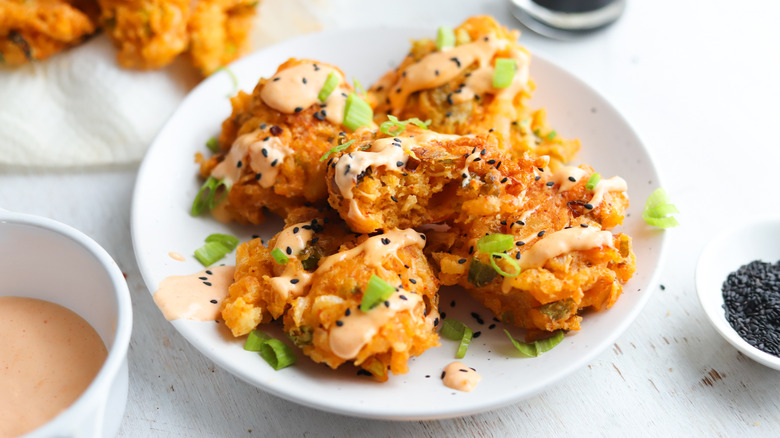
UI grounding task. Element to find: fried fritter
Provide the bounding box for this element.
[98,0,190,69]
[188,0,256,75]
[368,15,579,168]
[0,0,97,65]
[197,59,360,224]
[325,126,543,233]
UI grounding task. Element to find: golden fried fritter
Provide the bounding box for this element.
[369,15,579,168]
[188,0,256,75]
[98,0,190,69]
[325,126,543,233]
[0,0,97,64]
[197,58,359,224]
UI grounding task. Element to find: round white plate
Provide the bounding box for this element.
[132,27,667,420]
[696,218,780,371]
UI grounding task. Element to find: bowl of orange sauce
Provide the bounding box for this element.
[0,210,132,437]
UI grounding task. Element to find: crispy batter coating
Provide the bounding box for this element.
[0,0,97,64]
[325,126,543,233]
[188,0,256,75]
[198,59,353,224]
[98,0,190,69]
[368,15,579,168]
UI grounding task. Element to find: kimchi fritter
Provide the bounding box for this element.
[188,0,255,75]
[369,15,579,168]
[0,0,97,65]
[197,58,362,224]
[325,126,545,234]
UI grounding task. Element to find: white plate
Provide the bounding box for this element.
[132,27,667,419]
[696,218,780,371]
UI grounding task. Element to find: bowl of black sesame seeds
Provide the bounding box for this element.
[696,218,780,370]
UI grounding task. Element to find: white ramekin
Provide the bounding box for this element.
[0,210,133,437]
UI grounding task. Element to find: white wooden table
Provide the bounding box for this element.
[2,0,780,435]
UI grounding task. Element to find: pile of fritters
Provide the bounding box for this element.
[200,16,637,380]
[0,0,257,75]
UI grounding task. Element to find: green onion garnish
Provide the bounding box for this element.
[343,93,373,131]
[320,139,355,162]
[205,233,240,250]
[379,115,431,136]
[206,137,219,153]
[191,176,230,216]
[359,275,395,312]
[440,318,473,359]
[353,78,366,95]
[270,247,289,265]
[477,233,514,253]
[467,258,497,287]
[504,329,564,357]
[436,26,455,51]
[493,58,517,89]
[214,66,239,96]
[585,173,601,190]
[244,330,272,351]
[258,338,297,370]
[318,72,339,102]
[547,131,557,140]
[489,252,521,277]
[194,241,233,266]
[642,188,680,228]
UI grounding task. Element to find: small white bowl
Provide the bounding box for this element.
[0,210,133,437]
[696,218,780,371]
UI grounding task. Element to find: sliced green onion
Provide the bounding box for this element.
[214,66,239,96]
[493,58,516,89]
[546,130,557,140]
[408,118,431,129]
[318,72,339,102]
[440,318,473,359]
[244,330,272,351]
[191,176,229,216]
[504,329,565,357]
[477,233,514,253]
[343,93,373,131]
[353,77,366,95]
[320,139,355,162]
[205,233,240,250]
[206,137,219,153]
[360,275,395,312]
[194,241,233,266]
[436,26,455,51]
[585,173,601,191]
[379,115,406,136]
[467,258,497,287]
[258,338,297,370]
[489,252,521,277]
[270,247,289,265]
[642,188,680,228]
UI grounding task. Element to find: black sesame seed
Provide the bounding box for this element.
[450,300,456,307]
[487,159,496,165]
[447,93,454,105]
[537,230,546,237]
[286,247,292,255]
[273,77,280,81]
[585,203,594,209]
[400,294,408,300]
[237,160,243,168]
[501,177,508,183]
[441,371,446,379]
[263,136,270,141]
[581,223,589,228]
[569,176,577,182]
[391,196,398,202]
[336,320,344,327]
[271,159,279,167]
[473,331,482,338]
[344,164,351,175]
[396,161,404,167]
[516,241,525,246]
[516,220,525,226]
[314,111,325,121]
[357,369,372,376]
[384,301,390,307]
[434,317,439,326]
[546,181,555,187]
[538,167,544,172]
[496,161,502,169]
[203,281,212,286]
[262,148,268,157]
[450,57,461,67]
[458,258,467,264]
[290,279,299,284]
[441,311,447,319]
[535,175,541,181]
[660,284,666,291]
[471,312,484,324]
[469,246,474,254]
[480,149,487,156]
[294,107,303,113]
[255,173,262,180]
[260,123,267,129]
[500,220,507,225]
[515,252,521,260]
[380,238,390,245]
[302,77,307,84]
[313,64,320,71]
[210,299,218,304]
[345,308,351,317]
[205,270,213,275]
[198,276,207,280]
[488,323,496,329]
[473,157,482,162]
[420,234,426,240]
[409,279,417,285]
[459,369,468,373]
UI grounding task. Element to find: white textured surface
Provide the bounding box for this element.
[2,0,780,436]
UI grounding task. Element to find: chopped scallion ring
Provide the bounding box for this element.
[320,139,355,162]
[546,131,557,140]
[360,275,395,312]
[493,58,516,89]
[585,173,601,190]
[259,338,297,370]
[353,77,366,95]
[214,66,239,96]
[318,72,340,102]
[194,241,233,266]
[490,252,521,277]
[477,233,514,253]
[642,188,680,228]
[504,329,564,357]
[436,26,456,51]
[206,137,219,153]
[204,233,240,250]
[343,94,373,131]
[271,247,289,265]
[191,176,230,216]
[244,330,272,351]
[379,116,432,136]
[440,318,473,359]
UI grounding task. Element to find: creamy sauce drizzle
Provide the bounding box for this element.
[168,251,186,261]
[260,62,349,125]
[441,361,481,392]
[269,263,313,302]
[273,222,315,257]
[334,137,411,222]
[328,290,423,359]
[552,166,589,192]
[153,265,235,321]
[211,131,292,187]
[0,297,107,437]
[589,176,628,208]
